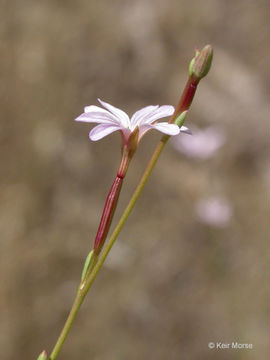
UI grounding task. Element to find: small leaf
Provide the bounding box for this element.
[81,250,94,281]
[174,111,188,128]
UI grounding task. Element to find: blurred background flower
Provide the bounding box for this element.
[1,1,270,359]
[195,196,233,227]
[171,126,226,160]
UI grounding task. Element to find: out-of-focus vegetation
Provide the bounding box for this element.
[1,1,270,359]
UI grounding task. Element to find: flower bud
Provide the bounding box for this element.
[191,45,213,80]
[37,350,47,360]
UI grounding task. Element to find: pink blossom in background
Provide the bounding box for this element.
[172,125,226,160]
[195,196,233,228]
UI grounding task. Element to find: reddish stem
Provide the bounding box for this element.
[93,149,131,255]
[169,75,200,123]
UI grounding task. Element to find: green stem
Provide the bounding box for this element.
[49,137,168,360]
[49,289,85,360]
[49,74,202,360]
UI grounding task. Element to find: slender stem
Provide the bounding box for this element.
[49,290,85,360]
[49,74,201,360]
[94,147,132,255]
[49,149,132,360]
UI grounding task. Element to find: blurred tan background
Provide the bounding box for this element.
[1,1,270,359]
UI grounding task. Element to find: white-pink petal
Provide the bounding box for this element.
[98,99,130,128]
[142,105,175,125]
[138,122,180,140]
[84,105,113,115]
[130,105,159,128]
[89,124,122,141]
[75,112,117,124]
[82,105,121,125]
[151,122,180,135]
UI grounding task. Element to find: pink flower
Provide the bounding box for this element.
[75,99,190,143]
